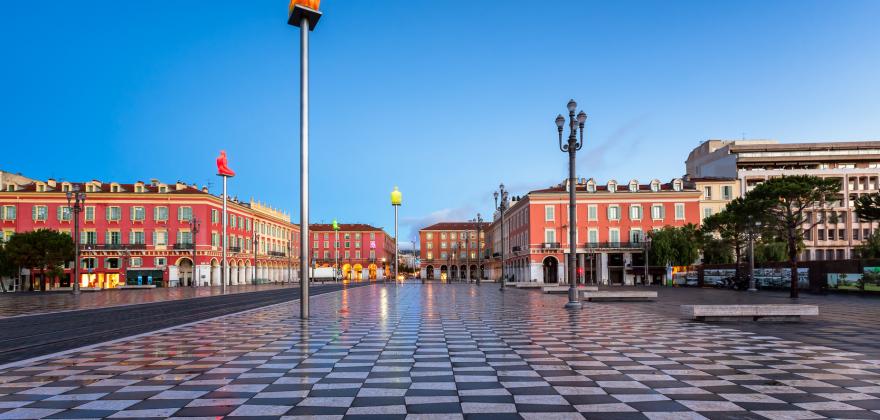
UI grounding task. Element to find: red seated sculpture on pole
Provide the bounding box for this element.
[216,150,235,177]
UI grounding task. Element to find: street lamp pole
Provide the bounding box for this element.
[556,99,587,310]
[66,186,86,295]
[391,187,402,283]
[748,216,762,292]
[289,0,321,319]
[332,219,339,282]
[474,213,483,285]
[644,236,652,286]
[494,185,508,291]
[254,233,260,285]
[190,216,200,287]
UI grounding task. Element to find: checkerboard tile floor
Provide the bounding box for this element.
[1,284,879,419]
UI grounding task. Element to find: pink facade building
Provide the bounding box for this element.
[490,178,702,285]
[309,223,395,280]
[0,176,299,291]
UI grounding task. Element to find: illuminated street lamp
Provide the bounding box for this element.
[555,99,587,310]
[65,186,86,295]
[494,184,508,291]
[288,0,322,319]
[189,216,200,287]
[391,187,402,282]
[332,219,340,282]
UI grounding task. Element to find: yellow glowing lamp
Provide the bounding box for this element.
[390,186,402,206]
[288,0,322,30]
[332,218,339,231]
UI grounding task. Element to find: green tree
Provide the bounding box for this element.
[746,175,841,298]
[649,224,701,267]
[4,230,74,291]
[701,237,734,264]
[701,198,769,281]
[755,240,788,263]
[0,245,16,292]
[855,193,880,222]
[855,232,880,259]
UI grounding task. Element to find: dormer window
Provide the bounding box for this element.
[586,179,596,193]
[607,180,618,193]
[158,185,168,193]
[650,179,661,192]
[61,183,71,192]
[36,184,46,192]
[672,179,683,192]
[134,184,145,193]
[5,184,13,192]
[629,180,639,192]
[110,183,121,193]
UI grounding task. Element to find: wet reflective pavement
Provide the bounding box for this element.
[0,283,879,419]
[0,284,312,319]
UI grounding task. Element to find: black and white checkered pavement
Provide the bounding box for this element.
[1,284,879,419]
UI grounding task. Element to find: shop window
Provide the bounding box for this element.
[131,257,142,267]
[155,257,166,267]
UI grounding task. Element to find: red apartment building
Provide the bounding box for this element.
[0,176,299,291]
[493,178,702,285]
[310,223,395,280]
[419,222,489,280]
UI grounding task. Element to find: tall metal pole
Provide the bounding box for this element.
[394,206,399,282]
[557,101,585,309]
[253,231,258,285]
[73,201,81,295]
[221,176,228,292]
[749,232,756,292]
[476,214,482,285]
[299,16,310,319]
[335,227,339,282]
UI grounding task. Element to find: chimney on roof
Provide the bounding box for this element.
[150,179,159,186]
[202,186,208,193]
[46,179,57,188]
[174,181,186,191]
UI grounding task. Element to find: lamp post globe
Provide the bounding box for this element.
[555,99,587,310]
[391,187,402,282]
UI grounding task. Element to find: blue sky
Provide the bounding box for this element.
[2,1,879,246]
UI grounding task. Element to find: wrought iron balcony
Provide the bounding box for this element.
[583,241,644,250]
[84,244,148,251]
[541,242,561,249]
[228,246,242,253]
[267,251,286,257]
[511,246,522,252]
[173,243,194,250]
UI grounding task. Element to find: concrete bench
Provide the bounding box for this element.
[514,282,544,289]
[119,285,157,290]
[543,285,599,294]
[582,290,657,301]
[681,304,819,322]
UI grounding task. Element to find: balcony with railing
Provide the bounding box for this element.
[84,244,148,251]
[228,246,242,253]
[173,243,194,250]
[541,242,561,249]
[267,251,286,257]
[583,241,645,250]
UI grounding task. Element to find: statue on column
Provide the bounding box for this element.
[216,150,236,177]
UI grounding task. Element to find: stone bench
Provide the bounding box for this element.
[582,290,657,301]
[681,304,819,322]
[543,285,599,294]
[119,285,157,290]
[514,282,544,289]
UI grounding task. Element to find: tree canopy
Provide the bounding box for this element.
[746,175,841,297]
[649,224,701,267]
[855,193,880,222]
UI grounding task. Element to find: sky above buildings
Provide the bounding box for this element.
[2,0,879,246]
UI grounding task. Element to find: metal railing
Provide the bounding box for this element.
[173,243,193,250]
[228,246,242,253]
[541,242,561,249]
[84,244,148,251]
[583,241,644,250]
[267,251,286,257]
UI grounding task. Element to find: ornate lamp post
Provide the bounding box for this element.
[555,99,587,310]
[748,215,763,292]
[644,235,652,286]
[254,233,260,285]
[289,0,321,319]
[189,216,200,287]
[65,186,86,295]
[494,184,508,291]
[472,213,483,285]
[391,187,402,282]
[332,218,340,281]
